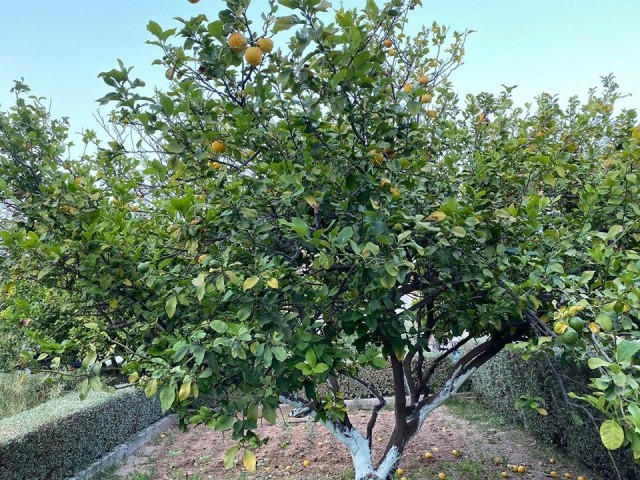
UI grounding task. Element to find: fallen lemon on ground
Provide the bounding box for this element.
[517,466,526,473]
[550,472,558,478]
[396,468,404,475]
[424,452,432,460]
[438,473,446,480]
[451,449,461,457]
[501,472,508,479]
[302,459,310,467]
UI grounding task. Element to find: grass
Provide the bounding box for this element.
[0,371,71,420]
[444,395,509,429]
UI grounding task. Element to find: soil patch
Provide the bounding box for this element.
[114,399,605,480]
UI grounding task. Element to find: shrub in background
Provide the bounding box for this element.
[0,372,73,420]
[0,388,162,480]
[335,352,457,399]
[471,350,640,479]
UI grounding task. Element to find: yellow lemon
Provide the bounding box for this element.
[257,37,274,53]
[211,140,226,153]
[245,47,263,67]
[227,32,248,52]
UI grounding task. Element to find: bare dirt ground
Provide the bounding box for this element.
[114,398,605,480]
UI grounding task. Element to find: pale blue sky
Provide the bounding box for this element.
[1,0,638,145]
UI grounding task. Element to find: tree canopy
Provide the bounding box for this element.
[1,0,639,478]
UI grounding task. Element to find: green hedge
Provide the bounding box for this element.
[470,350,640,479]
[0,387,162,480]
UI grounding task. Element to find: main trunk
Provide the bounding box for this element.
[324,419,401,480]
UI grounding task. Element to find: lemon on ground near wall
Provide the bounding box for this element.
[396,468,404,475]
[245,47,263,67]
[424,451,432,460]
[227,32,248,52]
[257,37,274,53]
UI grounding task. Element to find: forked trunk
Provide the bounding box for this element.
[324,419,401,480]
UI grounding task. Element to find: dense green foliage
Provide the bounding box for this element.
[0,0,639,478]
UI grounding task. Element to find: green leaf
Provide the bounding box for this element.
[578,270,595,285]
[305,349,317,367]
[210,320,228,333]
[273,15,301,33]
[215,414,236,432]
[616,340,640,363]
[606,224,623,239]
[164,143,185,154]
[451,226,467,238]
[384,262,399,277]
[587,357,611,369]
[263,404,278,424]
[272,346,287,361]
[600,419,624,450]
[336,226,354,245]
[314,363,329,373]
[160,385,175,412]
[81,350,97,369]
[223,445,239,469]
[595,313,612,331]
[147,21,163,39]
[289,217,310,236]
[165,295,177,318]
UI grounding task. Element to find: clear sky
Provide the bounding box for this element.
[1,0,638,146]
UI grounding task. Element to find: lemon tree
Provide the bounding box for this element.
[1,0,639,478]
